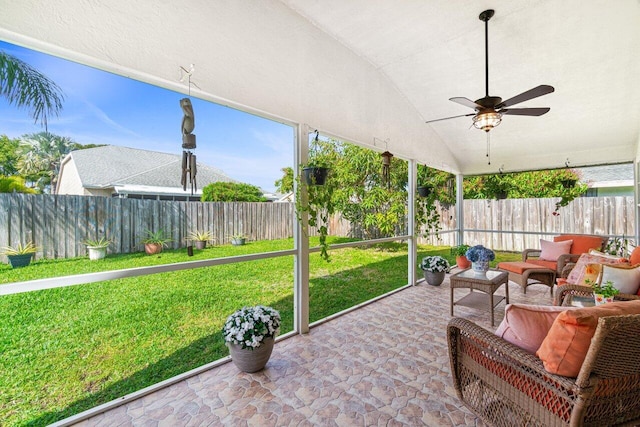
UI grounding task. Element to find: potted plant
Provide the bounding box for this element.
[589,279,620,305]
[465,245,495,276]
[417,184,432,198]
[230,233,247,246]
[222,305,281,372]
[450,244,471,269]
[141,229,172,255]
[187,230,213,250]
[419,255,450,286]
[302,163,329,186]
[1,241,38,268]
[83,237,111,260]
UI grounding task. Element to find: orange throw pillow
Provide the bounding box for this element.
[536,300,640,377]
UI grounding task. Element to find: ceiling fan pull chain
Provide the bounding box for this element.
[486,132,491,165]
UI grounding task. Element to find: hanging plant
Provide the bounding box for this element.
[417,185,432,198]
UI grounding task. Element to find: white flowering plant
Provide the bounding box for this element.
[419,255,451,273]
[222,305,281,350]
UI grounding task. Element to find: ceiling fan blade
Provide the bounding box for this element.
[496,85,555,109]
[449,97,481,110]
[425,113,475,124]
[501,107,550,116]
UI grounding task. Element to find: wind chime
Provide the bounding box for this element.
[180,65,197,195]
[381,151,393,189]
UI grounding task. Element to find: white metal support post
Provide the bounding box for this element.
[456,173,464,245]
[635,160,640,246]
[408,159,417,285]
[294,124,310,334]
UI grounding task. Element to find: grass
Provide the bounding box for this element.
[0,238,519,426]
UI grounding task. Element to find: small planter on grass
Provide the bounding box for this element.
[2,241,38,269]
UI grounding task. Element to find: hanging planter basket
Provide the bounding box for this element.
[561,178,577,189]
[302,167,329,186]
[417,186,432,198]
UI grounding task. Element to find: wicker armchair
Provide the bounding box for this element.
[448,316,640,426]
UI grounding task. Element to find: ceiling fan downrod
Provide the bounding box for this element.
[479,9,494,99]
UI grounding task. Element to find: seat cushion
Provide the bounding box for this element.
[525,259,558,270]
[495,304,576,354]
[498,261,553,274]
[536,300,640,377]
[554,234,605,255]
[539,239,572,261]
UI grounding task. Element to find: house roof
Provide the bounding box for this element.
[64,145,235,190]
[2,1,639,175]
[578,163,634,188]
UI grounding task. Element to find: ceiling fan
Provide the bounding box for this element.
[426,9,554,132]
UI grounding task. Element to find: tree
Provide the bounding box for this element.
[0,135,20,176]
[0,175,35,193]
[201,182,267,202]
[17,132,80,193]
[274,167,293,194]
[0,51,64,129]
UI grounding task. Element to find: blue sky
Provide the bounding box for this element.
[0,40,294,193]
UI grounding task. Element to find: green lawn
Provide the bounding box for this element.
[0,238,519,426]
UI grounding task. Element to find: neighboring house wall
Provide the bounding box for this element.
[85,188,114,197]
[56,158,86,195]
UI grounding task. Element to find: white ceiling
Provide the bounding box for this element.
[1,0,639,175]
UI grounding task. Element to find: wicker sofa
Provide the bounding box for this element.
[448,315,640,426]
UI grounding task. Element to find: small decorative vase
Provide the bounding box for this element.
[594,293,615,306]
[227,337,275,373]
[423,270,446,286]
[472,261,490,276]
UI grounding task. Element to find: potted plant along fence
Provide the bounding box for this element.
[419,255,451,286]
[188,230,213,250]
[230,233,247,246]
[222,305,281,373]
[450,244,471,269]
[1,241,38,268]
[141,229,172,255]
[83,237,112,260]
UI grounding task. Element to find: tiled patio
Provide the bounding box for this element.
[74,273,554,426]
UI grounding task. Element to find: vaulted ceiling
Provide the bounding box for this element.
[1,0,639,175]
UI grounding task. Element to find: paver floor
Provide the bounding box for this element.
[74,274,554,426]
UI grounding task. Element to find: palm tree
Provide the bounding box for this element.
[18,132,77,193]
[0,50,64,129]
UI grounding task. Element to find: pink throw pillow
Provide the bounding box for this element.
[495,304,577,354]
[539,239,572,261]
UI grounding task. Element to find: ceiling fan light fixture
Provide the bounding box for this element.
[473,111,502,132]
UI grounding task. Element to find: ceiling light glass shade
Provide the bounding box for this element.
[473,111,502,132]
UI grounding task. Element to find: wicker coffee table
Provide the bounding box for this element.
[450,268,509,326]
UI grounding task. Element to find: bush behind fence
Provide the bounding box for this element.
[0,194,634,259]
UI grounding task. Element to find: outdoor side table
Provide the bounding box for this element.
[450,268,509,326]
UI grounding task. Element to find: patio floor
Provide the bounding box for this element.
[74,273,554,426]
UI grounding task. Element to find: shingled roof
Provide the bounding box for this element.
[59,145,236,194]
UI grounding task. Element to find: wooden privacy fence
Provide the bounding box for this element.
[0,194,295,259]
[423,196,635,251]
[0,193,635,259]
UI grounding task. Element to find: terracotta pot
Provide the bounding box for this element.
[144,243,163,255]
[456,255,471,269]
